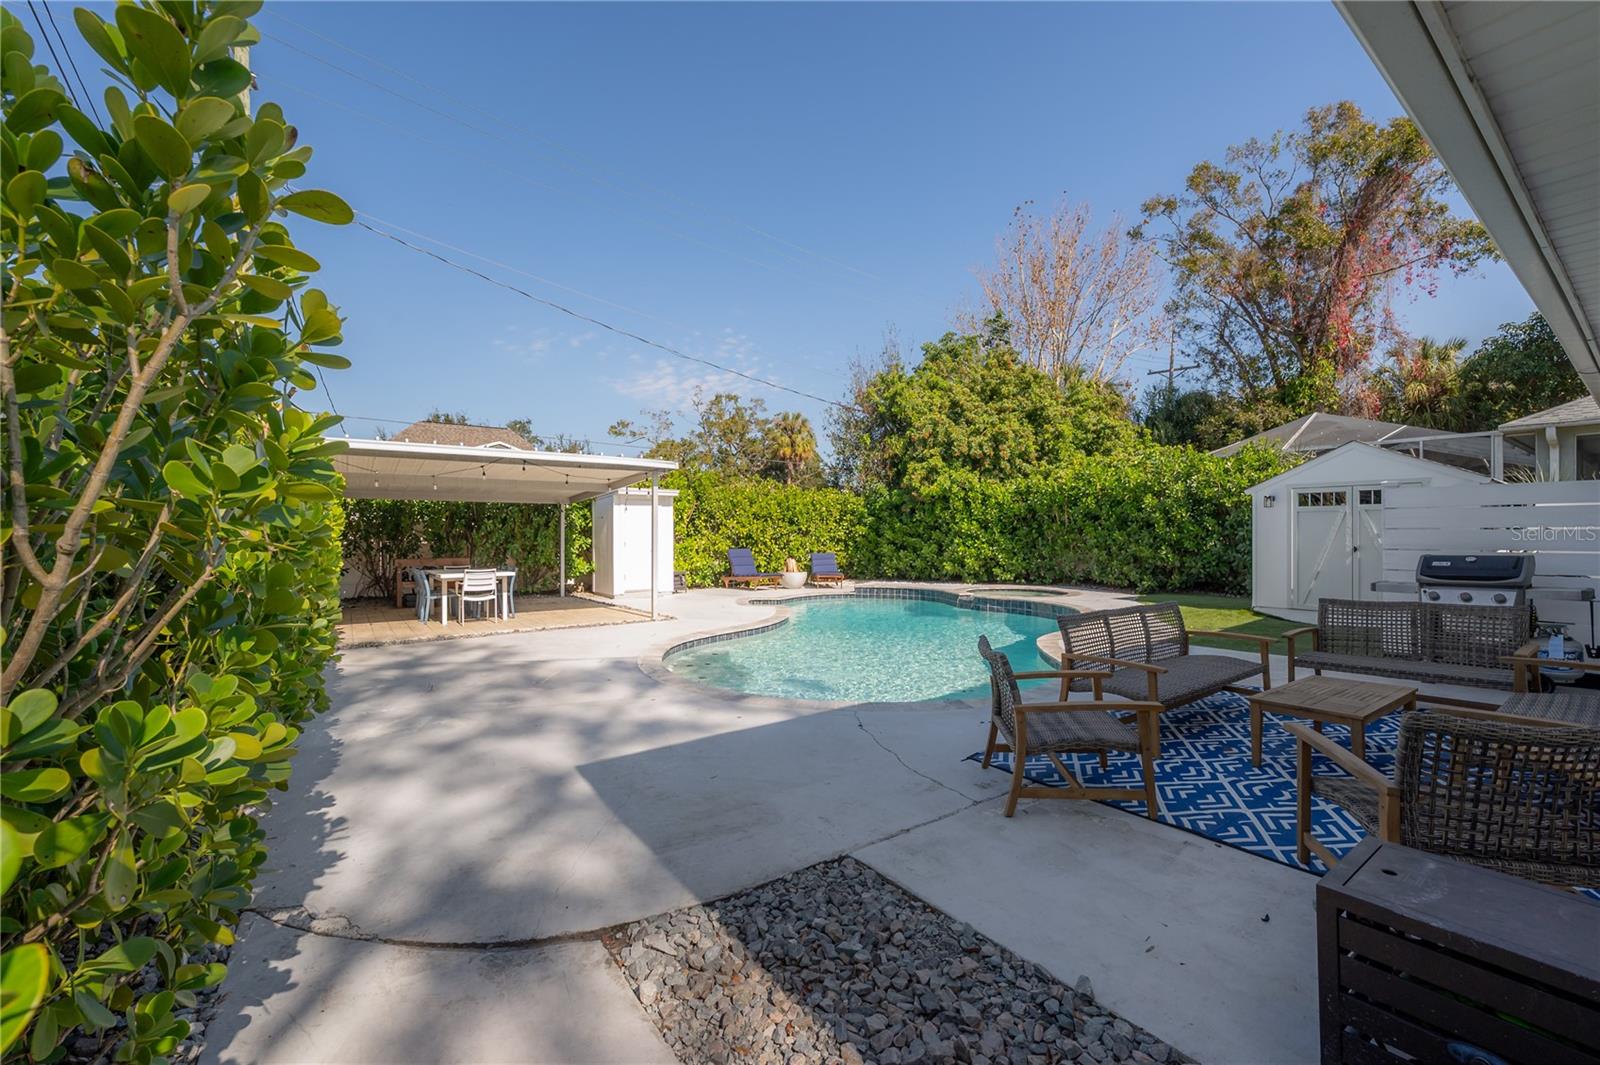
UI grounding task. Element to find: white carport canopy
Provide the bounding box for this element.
[1337,1,1600,399]
[333,438,678,616]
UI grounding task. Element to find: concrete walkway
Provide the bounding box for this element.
[205,586,1467,1065]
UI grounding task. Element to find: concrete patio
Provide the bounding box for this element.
[204,586,1509,1065]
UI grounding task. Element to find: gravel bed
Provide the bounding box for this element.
[61,941,230,1064]
[604,858,1188,1065]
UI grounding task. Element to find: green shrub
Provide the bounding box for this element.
[341,500,593,596]
[1,4,352,1058]
[672,473,867,586]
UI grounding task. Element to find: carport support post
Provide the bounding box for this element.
[649,475,659,620]
[558,504,566,598]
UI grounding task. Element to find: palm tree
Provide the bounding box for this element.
[1374,336,1466,427]
[766,412,818,485]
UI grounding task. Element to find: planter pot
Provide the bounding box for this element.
[780,571,808,589]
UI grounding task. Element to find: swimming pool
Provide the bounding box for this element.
[665,594,1069,703]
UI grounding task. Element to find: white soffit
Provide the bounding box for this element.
[1337,0,1600,399]
[333,438,677,504]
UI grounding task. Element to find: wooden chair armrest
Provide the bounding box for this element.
[1016,700,1162,716]
[1281,626,1318,639]
[1014,669,1113,680]
[1188,629,1277,648]
[1060,652,1168,674]
[1283,721,1392,790]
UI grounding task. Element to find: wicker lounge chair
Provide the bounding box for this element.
[720,548,780,588]
[809,552,847,586]
[1289,708,1600,890]
[1502,656,1600,726]
[1055,604,1273,752]
[977,636,1162,819]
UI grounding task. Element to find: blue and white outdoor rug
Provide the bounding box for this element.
[966,688,1396,875]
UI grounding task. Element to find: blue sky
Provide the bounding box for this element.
[79,2,1537,449]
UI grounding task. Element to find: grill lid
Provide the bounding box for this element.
[1415,554,1535,586]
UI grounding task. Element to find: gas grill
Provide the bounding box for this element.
[1414,554,1535,606]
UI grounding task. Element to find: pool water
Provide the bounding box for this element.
[666,596,1063,703]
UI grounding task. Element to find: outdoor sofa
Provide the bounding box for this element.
[1054,603,1275,753]
[721,548,780,588]
[1283,598,1539,698]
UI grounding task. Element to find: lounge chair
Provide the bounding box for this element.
[721,548,780,588]
[809,552,847,586]
[1289,707,1600,890]
[977,635,1162,819]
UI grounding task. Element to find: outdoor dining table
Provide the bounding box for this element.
[420,568,517,625]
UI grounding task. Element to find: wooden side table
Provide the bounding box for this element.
[1248,675,1416,766]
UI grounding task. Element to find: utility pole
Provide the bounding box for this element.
[1146,323,1198,392]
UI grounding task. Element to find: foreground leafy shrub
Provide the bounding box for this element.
[1,3,351,1058]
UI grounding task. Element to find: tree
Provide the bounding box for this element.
[1366,336,1466,427]
[972,198,1165,384]
[1450,313,1586,429]
[827,328,904,490]
[853,328,1141,490]
[689,391,772,478]
[0,2,352,1056]
[764,411,819,485]
[1134,102,1497,412]
[1138,385,1229,448]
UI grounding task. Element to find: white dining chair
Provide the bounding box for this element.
[459,568,499,623]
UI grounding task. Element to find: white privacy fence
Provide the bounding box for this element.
[1380,481,1600,639]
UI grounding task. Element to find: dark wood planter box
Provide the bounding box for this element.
[1316,838,1600,1065]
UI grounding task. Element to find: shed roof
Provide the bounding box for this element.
[333,438,677,505]
[1498,395,1600,432]
[1246,441,1490,494]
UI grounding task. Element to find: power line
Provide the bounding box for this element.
[351,217,850,410]
[262,8,883,285]
[41,0,103,126]
[25,1,80,113]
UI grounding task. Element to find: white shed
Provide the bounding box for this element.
[1247,443,1489,622]
[591,487,677,600]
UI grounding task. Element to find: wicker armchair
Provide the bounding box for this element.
[1289,709,1600,890]
[977,636,1162,819]
[1055,604,1273,753]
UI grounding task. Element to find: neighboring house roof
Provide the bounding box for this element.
[389,421,535,450]
[1497,396,1600,432]
[1211,412,1445,458]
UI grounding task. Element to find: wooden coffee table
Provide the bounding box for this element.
[1248,675,1416,767]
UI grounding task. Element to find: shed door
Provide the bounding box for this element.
[1293,489,1352,609]
[1353,488,1385,602]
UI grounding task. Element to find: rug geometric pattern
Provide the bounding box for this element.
[965,688,1401,875]
[967,688,1600,898]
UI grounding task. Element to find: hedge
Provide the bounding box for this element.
[342,499,593,597]
[678,444,1295,594]
[671,474,868,587]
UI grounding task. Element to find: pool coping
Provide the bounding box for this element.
[636,583,1081,709]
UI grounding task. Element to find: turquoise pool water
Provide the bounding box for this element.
[666,596,1063,703]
